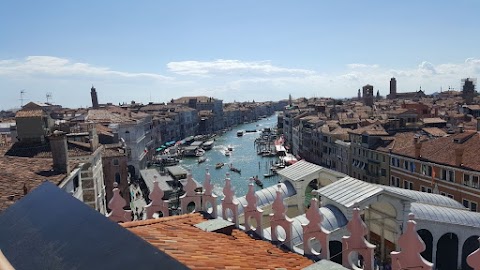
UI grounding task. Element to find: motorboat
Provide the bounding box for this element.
[227,145,233,151]
[202,140,214,150]
[195,148,206,157]
[198,157,206,164]
[237,130,244,137]
[215,162,225,169]
[264,170,277,178]
[225,150,231,156]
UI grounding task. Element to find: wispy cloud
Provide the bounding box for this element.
[0,56,172,81]
[1,56,479,109]
[167,59,316,76]
[347,63,379,69]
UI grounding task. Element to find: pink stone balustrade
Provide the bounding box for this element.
[221,173,239,227]
[270,183,294,249]
[144,181,169,219]
[201,168,218,218]
[302,194,330,260]
[180,170,202,214]
[342,204,375,270]
[243,177,263,237]
[107,188,132,223]
[105,171,480,270]
[390,214,432,270]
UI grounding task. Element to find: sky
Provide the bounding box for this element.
[1,1,479,110]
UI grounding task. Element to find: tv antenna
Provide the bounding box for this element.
[46,92,53,103]
[19,89,26,107]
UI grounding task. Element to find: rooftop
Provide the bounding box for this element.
[0,149,72,211]
[122,213,314,270]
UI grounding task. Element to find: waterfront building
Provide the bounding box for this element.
[318,123,352,174]
[172,96,224,132]
[348,124,391,185]
[85,108,154,179]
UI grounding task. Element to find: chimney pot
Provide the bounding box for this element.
[455,148,464,167]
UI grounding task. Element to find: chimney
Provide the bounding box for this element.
[414,138,422,158]
[434,107,439,117]
[49,130,70,174]
[455,148,464,167]
[477,117,480,132]
[89,125,99,151]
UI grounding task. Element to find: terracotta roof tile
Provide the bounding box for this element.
[123,214,313,270]
[0,155,69,212]
[15,110,45,118]
[392,131,480,171]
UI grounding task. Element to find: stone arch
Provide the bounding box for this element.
[436,232,459,270]
[462,235,480,270]
[180,198,201,214]
[271,223,292,245]
[364,201,398,262]
[329,240,343,265]
[304,178,320,206]
[417,229,433,262]
[127,165,136,179]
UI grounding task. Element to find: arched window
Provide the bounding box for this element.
[115,173,121,184]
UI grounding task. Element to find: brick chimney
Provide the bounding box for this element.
[89,125,99,151]
[49,130,70,174]
[455,148,464,167]
[414,138,422,158]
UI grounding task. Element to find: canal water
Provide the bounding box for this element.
[179,116,281,197]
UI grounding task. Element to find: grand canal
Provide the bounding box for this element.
[179,115,281,197]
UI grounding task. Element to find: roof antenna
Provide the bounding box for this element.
[46,92,52,103]
[19,89,26,107]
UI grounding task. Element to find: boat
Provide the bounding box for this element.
[225,150,231,156]
[245,129,257,133]
[215,162,224,169]
[264,170,277,178]
[195,148,205,157]
[253,176,263,188]
[227,145,233,151]
[229,164,241,174]
[236,130,244,137]
[261,151,276,157]
[198,157,207,164]
[202,140,214,150]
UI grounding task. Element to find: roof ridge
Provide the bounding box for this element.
[121,213,203,228]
